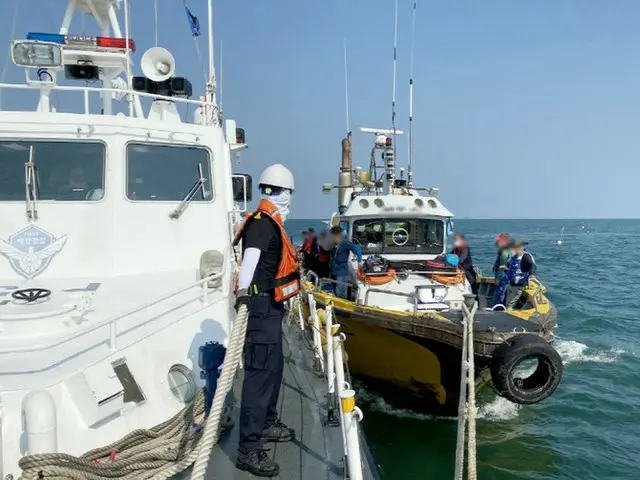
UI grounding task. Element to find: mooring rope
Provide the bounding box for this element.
[453,302,478,480]
[18,304,249,480]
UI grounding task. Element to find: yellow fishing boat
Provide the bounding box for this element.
[303,130,563,416]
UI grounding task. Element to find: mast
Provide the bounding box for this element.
[207,0,217,111]
[408,0,418,187]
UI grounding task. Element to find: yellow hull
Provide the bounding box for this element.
[302,278,556,415]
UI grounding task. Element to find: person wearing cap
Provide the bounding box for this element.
[505,239,537,309]
[233,164,300,477]
[492,233,512,305]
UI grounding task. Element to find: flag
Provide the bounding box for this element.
[185,5,201,37]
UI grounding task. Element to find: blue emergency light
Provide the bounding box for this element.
[26,32,135,52]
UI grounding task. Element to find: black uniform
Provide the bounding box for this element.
[238,215,286,454]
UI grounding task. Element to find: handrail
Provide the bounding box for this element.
[0,81,216,119]
[0,253,230,354]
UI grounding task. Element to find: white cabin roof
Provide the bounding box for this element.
[341,193,454,219]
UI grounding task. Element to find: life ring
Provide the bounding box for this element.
[357,267,396,285]
[489,334,563,405]
[426,269,466,285]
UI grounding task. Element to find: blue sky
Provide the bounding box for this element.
[3,1,640,219]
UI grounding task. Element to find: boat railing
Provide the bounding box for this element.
[0,252,231,355]
[0,81,216,121]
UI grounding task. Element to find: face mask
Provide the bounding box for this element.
[454,240,462,247]
[262,190,292,221]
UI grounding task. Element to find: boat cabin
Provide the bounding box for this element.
[327,193,472,312]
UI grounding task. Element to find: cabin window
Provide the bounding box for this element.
[352,218,445,254]
[126,143,213,201]
[0,141,105,201]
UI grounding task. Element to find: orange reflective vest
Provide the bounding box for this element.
[233,199,301,302]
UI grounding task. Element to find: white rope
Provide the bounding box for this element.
[17,304,249,480]
[189,303,248,478]
[453,302,478,480]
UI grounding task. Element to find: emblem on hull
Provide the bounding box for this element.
[0,225,67,279]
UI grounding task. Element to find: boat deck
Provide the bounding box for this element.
[179,322,379,479]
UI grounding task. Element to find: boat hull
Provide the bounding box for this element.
[304,290,558,416]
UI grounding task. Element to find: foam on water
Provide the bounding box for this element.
[554,339,624,364]
[356,339,624,424]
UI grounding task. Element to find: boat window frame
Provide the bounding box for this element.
[124,141,215,203]
[0,138,108,203]
[351,216,447,255]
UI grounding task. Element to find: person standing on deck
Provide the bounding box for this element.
[505,239,537,310]
[316,228,332,281]
[492,233,512,305]
[451,233,478,295]
[328,225,362,299]
[233,164,300,477]
[302,228,318,272]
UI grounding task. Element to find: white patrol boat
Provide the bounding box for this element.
[0,1,253,478]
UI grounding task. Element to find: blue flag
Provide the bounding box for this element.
[185,6,201,37]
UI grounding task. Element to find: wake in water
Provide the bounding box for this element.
[355,339,625,422]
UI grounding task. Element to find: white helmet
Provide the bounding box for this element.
[258,164,295,191]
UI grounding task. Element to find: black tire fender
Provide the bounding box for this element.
[489,334,563,405]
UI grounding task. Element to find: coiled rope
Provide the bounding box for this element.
[453,301,478,480]
[18,304,249,480]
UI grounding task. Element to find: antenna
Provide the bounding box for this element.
[389,0,399,194]
[207,0,217,107]
[219,39,223,113]
[408,0,418,187]
[343,38,350,134]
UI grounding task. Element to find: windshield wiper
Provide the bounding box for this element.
[24,145,38,220]
[169,163,207,219]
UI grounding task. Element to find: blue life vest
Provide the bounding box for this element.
[507,250,535,286]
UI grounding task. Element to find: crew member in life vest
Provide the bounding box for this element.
[233,164,300,477]
[451,233,478,295]
[492,233,512,305]
[505,239,537,310]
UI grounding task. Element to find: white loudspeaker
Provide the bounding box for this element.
[140,47,176,82]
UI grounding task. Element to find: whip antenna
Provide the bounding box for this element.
[343,38,350,134]
[408,0,418,187]
[389,0,399,193]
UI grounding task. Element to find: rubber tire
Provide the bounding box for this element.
[490,334,563,405]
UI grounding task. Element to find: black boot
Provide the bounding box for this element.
[236,449,280,477]
[262,420,296,443]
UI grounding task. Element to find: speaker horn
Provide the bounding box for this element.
[140,47,176,82]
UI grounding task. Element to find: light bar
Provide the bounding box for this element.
[26,32,135,52]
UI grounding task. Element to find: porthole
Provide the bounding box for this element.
[167,364,197,403]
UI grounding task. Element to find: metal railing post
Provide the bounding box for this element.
[296,294,305,331]
[325,303,335,395]
[308,292,325,373]
[340,389,364,480]
[333,327,349,457]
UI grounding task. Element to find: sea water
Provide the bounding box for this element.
[287,218,640,480]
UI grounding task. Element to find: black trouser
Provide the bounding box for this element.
[238,294,285,453]
[463,269,478,295]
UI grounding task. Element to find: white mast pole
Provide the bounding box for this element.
[207,0,217,118]
[124,0,133,117]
